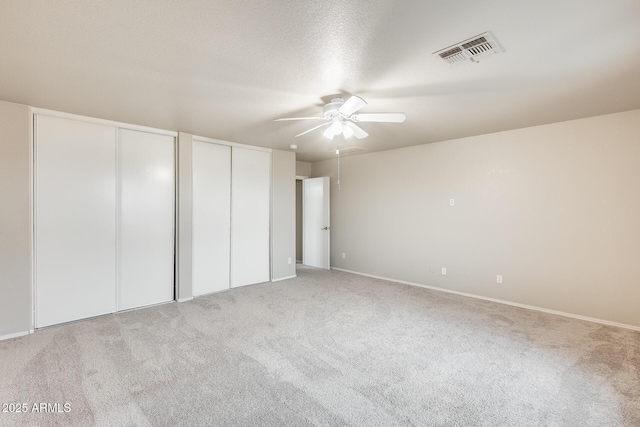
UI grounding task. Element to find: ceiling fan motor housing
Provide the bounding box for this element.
[323,98,345,118]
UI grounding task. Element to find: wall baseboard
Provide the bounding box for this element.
[271,274,297,282]
[0,330,31,342]
[177,296,193,303]
[331,267,640,332]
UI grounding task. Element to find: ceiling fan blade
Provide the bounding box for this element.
[345,121,369,139]
[352,113,406,123]
[338,95,367,116]
[295,122,331,137]
[274,117,327,121]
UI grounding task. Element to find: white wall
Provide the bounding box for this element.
[312,109,640,328]
[272,150,296,280]
[0,100,31,338]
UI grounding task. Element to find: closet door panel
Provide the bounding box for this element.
[117,129,175,310]
[36,115,117,327]
[231,148,270,287]
[192,141,231,295]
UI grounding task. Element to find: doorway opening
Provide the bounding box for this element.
[301,177,330,270]
[295,178,303,263]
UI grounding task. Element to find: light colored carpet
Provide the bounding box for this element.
[1,266,639,426]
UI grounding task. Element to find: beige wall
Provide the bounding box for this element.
[0,100,32,338]
[272,150,296,280]
[295,159,311,262]
[296,160,311,177]
[312,109,640,328]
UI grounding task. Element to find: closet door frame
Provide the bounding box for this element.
[31,109,273,329]
[32,108,177,328]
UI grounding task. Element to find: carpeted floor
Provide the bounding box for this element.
[1,266,639,426]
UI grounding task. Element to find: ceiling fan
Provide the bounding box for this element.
[274,95,406,140]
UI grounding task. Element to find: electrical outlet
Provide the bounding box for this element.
[441,267,447,275]
[497,274,503,284]
[342,252,346,259]
[288,258,292,265]
[449,198,455,207]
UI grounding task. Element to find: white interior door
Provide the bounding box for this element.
[231,147,270,287]
[117,129,175,311]
[303,177,330,270]
[36,115,117,327]
[192,141,231,295]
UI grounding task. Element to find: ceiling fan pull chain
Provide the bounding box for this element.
[337,149,341,191]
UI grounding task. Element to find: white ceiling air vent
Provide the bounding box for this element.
[434,32,503,65]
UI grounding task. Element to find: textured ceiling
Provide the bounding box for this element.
[1,0,639,162]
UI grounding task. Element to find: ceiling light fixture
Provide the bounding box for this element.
[274,95,406,141]
[322,126,334,140]
[331,118,342,136]
[342,123,354,139]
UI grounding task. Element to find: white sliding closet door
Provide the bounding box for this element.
[117,129,175,310]
[231,147,270,287]
[192,141,231,295]
[36,115,117,328]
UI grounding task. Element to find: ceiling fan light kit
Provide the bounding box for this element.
[275,95,406,140]
[322,125,335,140]
[342,122,354,139]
